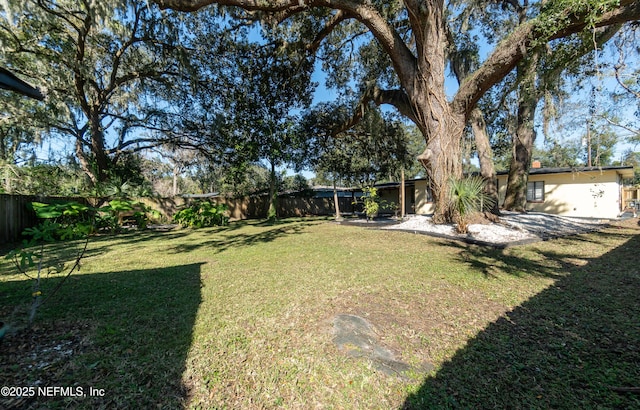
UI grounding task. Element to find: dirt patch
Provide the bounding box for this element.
[0,321,92,409]
[327,285,508,370]
[332,314,434,378]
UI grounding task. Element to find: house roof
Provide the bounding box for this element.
[497,165,634,179]
[0,67,45,100]
[310,185,357,192]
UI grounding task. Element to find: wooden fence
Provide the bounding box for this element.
[622,187,640,209]
[0,195,94,245]
[1,194,355,245]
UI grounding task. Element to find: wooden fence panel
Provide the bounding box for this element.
[1,193,355,244]
[0,195,93,245]
[1,195,38,244]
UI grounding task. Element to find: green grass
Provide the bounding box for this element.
[1,217,639,409]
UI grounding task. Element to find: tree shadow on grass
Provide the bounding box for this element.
[403,229,640,409]
[166,219,323,255]
[0,263,203,409]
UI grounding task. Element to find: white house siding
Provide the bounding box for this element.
[414,179,435,215]
[497,169,625,219]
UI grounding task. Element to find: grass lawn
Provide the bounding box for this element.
[1,217,639,409]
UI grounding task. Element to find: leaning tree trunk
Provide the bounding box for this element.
[470,108,501,215]
[75,137,98,186]
[503,55,539,211]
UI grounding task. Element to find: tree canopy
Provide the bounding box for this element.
[1,0,195,184]
[154,0,640,222]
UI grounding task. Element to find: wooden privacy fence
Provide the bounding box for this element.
[199,195,355,220]
[622,187,640,209]
[1,194,354,244]
[0,195,93,245]
[0,194,36,245]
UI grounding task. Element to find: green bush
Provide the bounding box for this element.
[96,199,159,232]
[448,176,496,233]
[173,201,229,228]
[28,201,95,240]
[355,187,396,221]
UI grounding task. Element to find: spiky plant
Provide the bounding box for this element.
[448,176,496,233]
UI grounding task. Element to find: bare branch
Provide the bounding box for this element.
[600,115,640,139]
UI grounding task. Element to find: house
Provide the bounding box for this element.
[374,179,432,216]
[373,164,634,219]
[309,185,361,199]
[496,165,634,219]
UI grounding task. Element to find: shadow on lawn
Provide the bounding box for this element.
[0,263,203,409]
[403,228,640,409]
[166,218,323,255]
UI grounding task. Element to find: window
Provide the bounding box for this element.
[425,186,433,203]
[527,181,544,202]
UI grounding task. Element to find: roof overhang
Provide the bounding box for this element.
[616,166,635,179]
[0,67,45,100]
[497,166,635,179]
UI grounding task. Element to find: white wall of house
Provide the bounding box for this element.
[497,169,626,219]
[414,179,435,215]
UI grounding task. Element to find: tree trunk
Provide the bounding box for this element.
[267,161,277,221]
[90,111,111,184]
[417,111,465,223]
[503,56,539,211]
[332,177,342,221]
[172,165,179,196]
[409,2,464,223]
[470,108,501,215]
[75,137,98,186]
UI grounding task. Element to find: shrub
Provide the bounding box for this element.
[96,199,159,232]
[362,187,380,221]
[355,187,396,221]
[173,201,229,228]
[448,176,496,233]
[28,201,95,240]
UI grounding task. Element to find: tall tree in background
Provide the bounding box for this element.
[216,42,314,220]
[606,25,640,146]
[155,0,640,223]
[299,102,414,219]
[503,27,621,210]
[447,1,624,212]
[0,0,192,185]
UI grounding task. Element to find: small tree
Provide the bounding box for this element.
[5,202,92,324]
[362,187,381,221]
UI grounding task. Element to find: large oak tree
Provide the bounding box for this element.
[1,0,194,185]
[154,0,640,222]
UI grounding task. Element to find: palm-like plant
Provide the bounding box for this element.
[448,176,496,233]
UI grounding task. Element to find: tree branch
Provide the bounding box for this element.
[452,0,640,118]
[332,86,414,135]
[307,10,349,54]
[154,0,418,81]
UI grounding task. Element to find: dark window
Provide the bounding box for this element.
[425,185,433,202]
[527,181,544,202]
